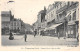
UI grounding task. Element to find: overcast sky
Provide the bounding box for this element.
[1,0,55,25]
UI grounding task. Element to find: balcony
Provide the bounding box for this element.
[56,5,67,14]
[67,2,79,11]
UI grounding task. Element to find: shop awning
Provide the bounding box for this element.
[49,23,62,29]
[44,28,53,31]
[44,23,62,31]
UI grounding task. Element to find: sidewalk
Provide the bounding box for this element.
[39,35,77,41]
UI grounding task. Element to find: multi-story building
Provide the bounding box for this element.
[45,4,56,26]
[54,1,68,38]
[44,3,57,36]
[66,2,79,38]
[33,1,79,38]
[55,1,79,38]
[1,11,25,35]
[10,18,25,34]
[1,11,13,34]
[36,7,46,35]
[10,18,21,33]
[44,1,79,38]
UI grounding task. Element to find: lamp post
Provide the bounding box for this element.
[7,0,15,32]
[7,0,15,15]
[7,0,15,40]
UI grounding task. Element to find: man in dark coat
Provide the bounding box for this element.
[34,30,37,37]
[24,30,27,42]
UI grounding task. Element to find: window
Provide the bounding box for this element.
[48,14,49,19]
[5,24,7,26]
[57,15,59,20]
[59,14,62,18]
[56,6,58,9]
[51,12,53,17]
[14,22,16,26]
[46,15,48,20]
[69,15,71,21]
[1,14,10,17]
[68,2,70,6]
[11,23,13,26]
[14,27,16,29]
[73,11,76,20]
[53,11,54,14]
[53,11,54,17]
[60,2,62,7]
[17,22,19,26]
[70,2,72,6]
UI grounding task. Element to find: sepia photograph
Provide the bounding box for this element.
[0,0,80,51]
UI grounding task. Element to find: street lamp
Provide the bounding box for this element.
[7,0,15,15]
[7,0,15,40]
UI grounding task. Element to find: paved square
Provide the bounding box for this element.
[1,35,79,46]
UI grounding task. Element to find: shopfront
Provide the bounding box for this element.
[67,21,78,38]
[68,25,76,38]
[56,23,64,38]
[44,23,62,36]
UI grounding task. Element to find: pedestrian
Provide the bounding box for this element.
[34,30,36,37]
[58,32,60,39]
[24,30,27,42]
[9,30,14,40]
[77,32,79,42]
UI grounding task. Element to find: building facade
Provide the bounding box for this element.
[33,1,79,38]
[55,1,68,38]
[66,2,79,38]
[1,11,25,35]
[10,18,25,34]
[36,7,46,35]
[44,4,57,36]
[50,1,79,38]
[1,11,13,34]
[10,19,21,33]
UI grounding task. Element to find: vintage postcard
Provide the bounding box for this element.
[0,0,80,51]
